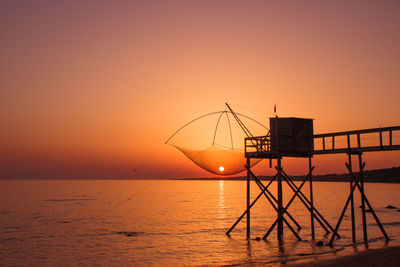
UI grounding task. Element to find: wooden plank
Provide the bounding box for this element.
[314,126,400,138]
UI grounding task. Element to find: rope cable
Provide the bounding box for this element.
[93,160,190,220]
[165,110,268,145]
[225,110,234,149]
[52,142,167,221]
[212,111,226,146]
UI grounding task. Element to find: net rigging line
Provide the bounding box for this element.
[52,106,270,221]
[53,138,198,222]
[165,108,269,176]
[212,110,234,149]
[165,110,268,145]
[87,161,190,221]
[52,143,167,221]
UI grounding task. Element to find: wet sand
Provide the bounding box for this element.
[292,246,400,267]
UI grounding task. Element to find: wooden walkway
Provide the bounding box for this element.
[228,125,400,246]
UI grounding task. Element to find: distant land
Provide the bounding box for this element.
[5,167,400,182]
[180,167,400,183]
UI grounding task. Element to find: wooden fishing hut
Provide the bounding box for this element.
[226,116,400,246]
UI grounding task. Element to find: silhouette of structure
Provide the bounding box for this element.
[226,110,400,246]
[165,110,268,175]
[313,126,400,246]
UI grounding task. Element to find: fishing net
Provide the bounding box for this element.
[166,110,268,175]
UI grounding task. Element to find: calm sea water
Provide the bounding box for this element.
[1,179,400,266]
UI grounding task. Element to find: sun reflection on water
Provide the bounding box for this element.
[218,180,225,218]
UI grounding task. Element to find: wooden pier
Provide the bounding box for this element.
[227,120,400,246]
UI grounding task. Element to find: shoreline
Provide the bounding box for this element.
[289,245,400,267]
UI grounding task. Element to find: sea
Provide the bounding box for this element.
[1,179,400,266]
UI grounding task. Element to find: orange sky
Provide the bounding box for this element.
[1,1,400,179]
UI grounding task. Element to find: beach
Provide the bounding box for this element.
[292,246,400,267]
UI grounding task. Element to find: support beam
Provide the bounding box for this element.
[251,177,301,241]
[246,157,250,239]
[309,157,315,239]
[281,169,338,236]
[358,153,368,246]
[226,174,277,236]
[348,153,356,243]
[248,169,301,230]
[277,158,283,240]
[329,183,357,246]
[329,161,390,246]
[346,164,389,242]
[240,124,399,244]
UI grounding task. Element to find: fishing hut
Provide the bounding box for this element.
[226,113,400,246]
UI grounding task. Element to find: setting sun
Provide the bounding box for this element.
[1,1,400,266]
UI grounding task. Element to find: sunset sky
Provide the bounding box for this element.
[1,0,400,179]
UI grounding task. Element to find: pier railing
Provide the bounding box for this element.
[244,135,270,153]
[313,126,400,155]
[245,126,400,156]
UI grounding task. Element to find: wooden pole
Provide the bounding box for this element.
[226,174,277,236]
[358,153,368,246]
[281,169,338,236]
[346,164,390,241]
[277,157,283,240]
[309,157,315,239]
[329,183,357,246]
[252,178,301,241]
[250,170,301,229]
[263,220,278,240]
[347,152,356,242]
[226,188,263,236]
[246,157,251,239]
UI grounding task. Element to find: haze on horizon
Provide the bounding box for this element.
[1,0,400,179]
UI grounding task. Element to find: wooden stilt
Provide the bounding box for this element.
[226,174,278,236]
[233,122,398,245]
[277,158,283,240]
[330,161,390,246]
[252,178,301,241]
[229,157,338,242]
[226,187,264,236]
[309,157,315,240]
[263,220,278,240]
[358,153,368,246]
[246,157,250,239]
[346,164,390,242]
[347,153,356,243]
[281,170,337,236]
[249,170,301,229]
[329,183,357,246]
